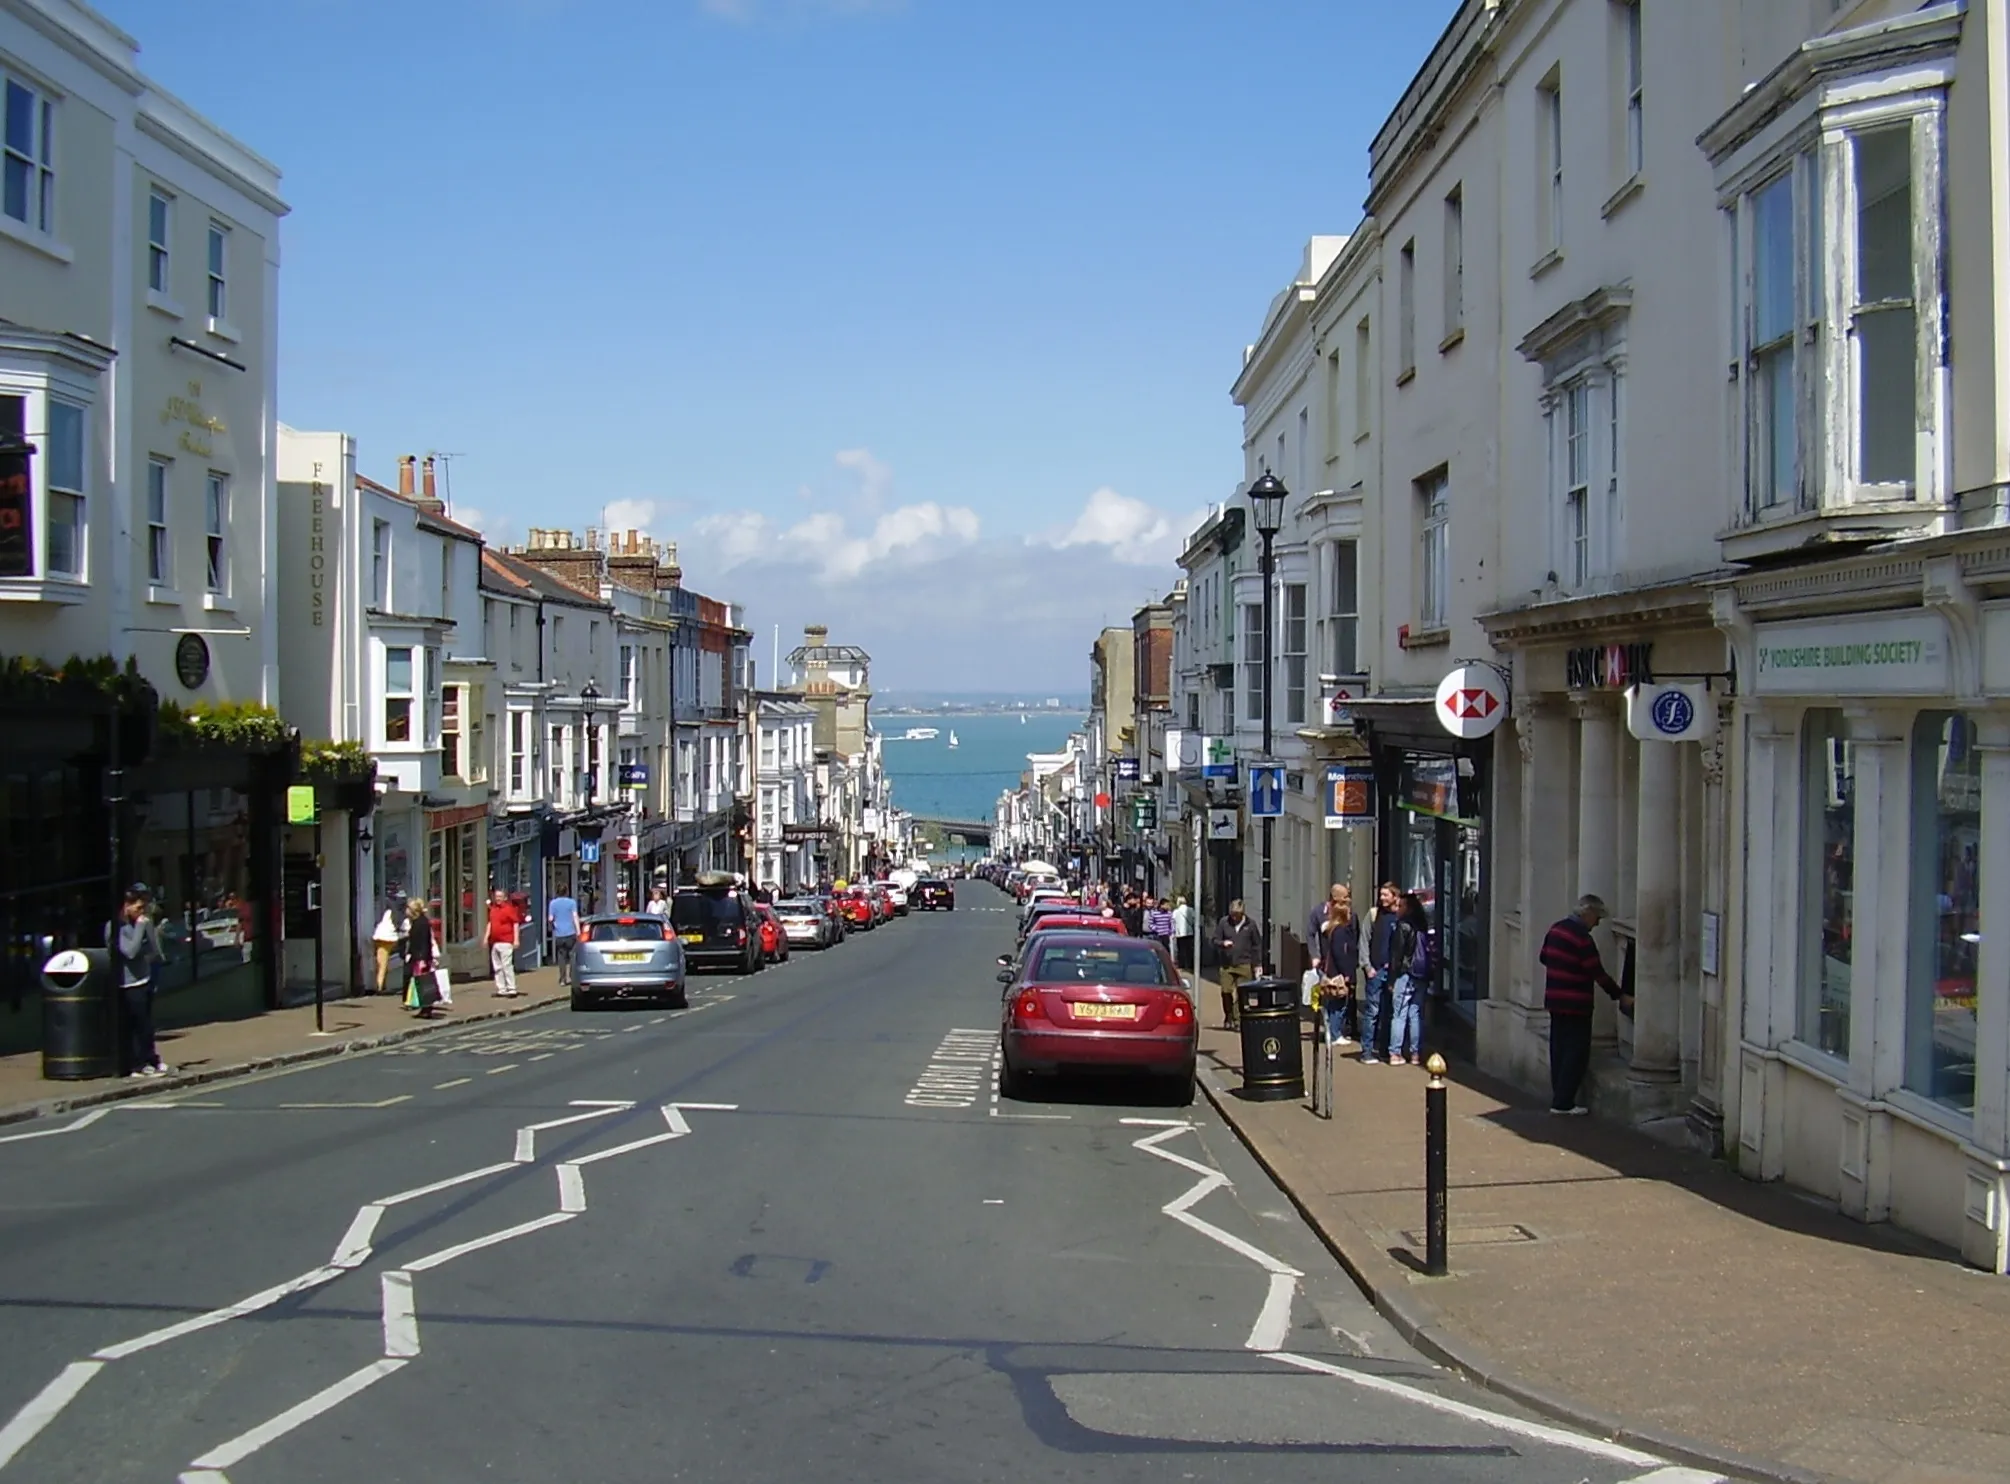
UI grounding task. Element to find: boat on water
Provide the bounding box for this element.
[1019,714,1026,725]
[899,727,940,741]
[947,730,959,748]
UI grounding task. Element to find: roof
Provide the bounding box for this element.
[355,473,484,543]
[480,549,610,611]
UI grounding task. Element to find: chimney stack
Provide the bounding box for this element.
[397,455,415,497]
[422,455,437,502]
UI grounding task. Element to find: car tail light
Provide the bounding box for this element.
[1014,992,1042,1021]
[1164,996,1191,1023]
[734,927,746,944]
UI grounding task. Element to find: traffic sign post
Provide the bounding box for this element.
[1248,764,1285,819]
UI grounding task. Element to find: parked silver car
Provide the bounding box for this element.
[571,914,687,1010]
[774,897,837,950]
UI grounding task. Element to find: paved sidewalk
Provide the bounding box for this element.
[0,966,566,1125]
[1192,997,2010,1484]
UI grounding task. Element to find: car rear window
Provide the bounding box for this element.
[672,893,743,928]
[775,901,819,917]
[587,918,669,941]
[1032,943,1171,986]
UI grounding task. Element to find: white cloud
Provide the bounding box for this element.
[1041,486,1202,567]
[833,447,894,511]
[449,504,519,548]
[600,498,660,534]
[695,500,980,582]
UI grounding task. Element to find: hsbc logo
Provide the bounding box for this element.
[1448,688,1498,721]
[1434,665,1509,740]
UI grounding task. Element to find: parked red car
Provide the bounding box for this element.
[749,902,790,963]
[867,884,896,924]
[840,888,877,930]
[997,931,1195,1105]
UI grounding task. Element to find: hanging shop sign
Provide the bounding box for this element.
[1322,763,1374,829]
[1201,736,1237,779]
[1207,807,1239,840]
[1625,681,1717,743]
[1566,642,1655,691]
[1752,612,1950,696]
[1116,757,1140,782]
[1434,665,1509,740]
[174,632,211,690]
[1166,728,1203,772]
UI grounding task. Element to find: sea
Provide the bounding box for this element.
[878,710,1083,856]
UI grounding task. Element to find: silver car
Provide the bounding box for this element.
[774,898,836,950]
[572,914,687,1010]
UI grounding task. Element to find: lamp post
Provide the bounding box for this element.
[579,678,602,908]
[1247,471,1288,975]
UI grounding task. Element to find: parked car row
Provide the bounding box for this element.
[571,869,957,1011]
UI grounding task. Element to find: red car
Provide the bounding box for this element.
[997,931,1196,1105]
[750,902,790,963]
[868,884,896,924]
[840,887,877,930]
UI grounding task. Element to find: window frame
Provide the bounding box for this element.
[2,72,56,237]
[1563,380,1591,587]
[1621,0,1643,180]
[1326,538,1359,678]
[1418,469,1450,630]
[1282,581,1308,726]
[206,220,229,324]
[1241,602,1265,724]
[146,457,171,585]
[204,472,228,594]
[43,397,84,579]
[1442,186,1465,340]
[383,645,415,745]
[1397,239,1417,377]
[1538,74,1564,253]
[147,189,172,295]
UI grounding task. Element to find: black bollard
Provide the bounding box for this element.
[1424,1052,1449,1276]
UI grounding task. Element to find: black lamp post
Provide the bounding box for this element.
[579,679,601,805]
[1247,471,1288,974]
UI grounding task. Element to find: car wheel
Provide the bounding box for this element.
[1165,1065,1197,1107]
[999,1056,1034,1102]
[570,987,589,1011]
[668,984,689,1010]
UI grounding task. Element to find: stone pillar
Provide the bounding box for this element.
[1629,737,1683,1119]
[1576,698,1621,1046]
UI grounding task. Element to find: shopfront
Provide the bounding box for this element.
[1725,570,2010,1272]
[425,802,487,976]
[489,810,545,971]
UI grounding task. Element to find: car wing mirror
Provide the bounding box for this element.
[996,968,1015,983]
[996,954,1013,966]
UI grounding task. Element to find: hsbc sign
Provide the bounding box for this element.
[1434,665,1509,740]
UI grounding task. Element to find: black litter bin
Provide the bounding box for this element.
[1237,976,1304,1101]
[42,947,118,1081]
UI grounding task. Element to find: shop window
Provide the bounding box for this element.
[1906,712,1979,1115]
[1799,709,1854,1061]
[130,787,260,1001]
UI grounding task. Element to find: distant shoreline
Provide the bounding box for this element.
[880,707,1084,719]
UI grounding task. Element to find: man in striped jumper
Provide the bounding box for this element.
[1537,894,1634,1116]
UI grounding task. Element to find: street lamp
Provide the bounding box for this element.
[1247,471,1288,974]
[579,678,602,804]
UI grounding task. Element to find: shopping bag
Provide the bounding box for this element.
[434,963,453,1007]
[1300,968,1323,1008]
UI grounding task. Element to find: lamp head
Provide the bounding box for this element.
[1246,472,1288,538]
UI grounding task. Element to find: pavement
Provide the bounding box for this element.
[0,892,1721,1484]
[1190,993,2010,1484]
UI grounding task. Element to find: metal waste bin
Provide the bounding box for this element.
[42,947,118,1081]
[1237,976,1304,1101]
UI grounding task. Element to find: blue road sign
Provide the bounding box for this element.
[1249,765,1285,818]
[580,840,601,864]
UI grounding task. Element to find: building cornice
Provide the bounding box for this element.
[135,107,287,219]
[1365,0,1504,215]
[1478,577,1718,644]
[0,323,116,373]
[0,0,143,95]
[1516,283,1633,367]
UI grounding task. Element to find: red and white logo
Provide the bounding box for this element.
[1434,666,1509,740]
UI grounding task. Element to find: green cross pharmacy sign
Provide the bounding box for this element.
[1752,613,1950,696]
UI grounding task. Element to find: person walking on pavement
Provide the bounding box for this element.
[1120,890,1145,939]
[371,900,404,995]
[548,886,581,988]
[1170,895,1195,972]
[1215,900,1263,1030]
[645,882,671,916]
[404,897,441,1018]
[1309,884,1360,1048]
[112,888,167,1077]
[486,888,523,997]
[1360,882,1410,1064]
[1539,893,1634,1114]
[1388,890,1432,1065]
[1144,895,1175,957]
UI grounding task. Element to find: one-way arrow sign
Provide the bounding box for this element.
[1248,764,1285,818]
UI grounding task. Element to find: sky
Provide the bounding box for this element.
[102,0,1460,691]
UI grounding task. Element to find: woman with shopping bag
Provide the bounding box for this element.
[371,901,404,995]
[402,898,442,1019]
[1310,884,1361,1047]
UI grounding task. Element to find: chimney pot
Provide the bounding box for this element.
[398,455,415,497]
[422,455,437,502]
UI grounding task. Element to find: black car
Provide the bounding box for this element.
[913,878,955,911]
[671,879,761,974]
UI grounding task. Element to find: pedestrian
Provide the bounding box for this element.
[1145,895,1175,956]
[111,887,166,1077]
[486,888,523,997]
[1309,884,1360,1048]
[1360,882,1408,1064]
[1539,894,1633,1114]
[1121,890,1145,939]
[547,884,581,988]
[1214,899,1262,1030]
[403,897,440,1018]
[645,881,671,916]
[1170,894,1195,972]
[1388,890,1432,1065]
[371,900,404,995]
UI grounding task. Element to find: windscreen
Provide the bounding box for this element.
[775,901,820,918]
[586,919,669,941]
[672,894,742,928]
[1032,942,1172,986]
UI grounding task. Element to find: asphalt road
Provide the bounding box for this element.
[0,887,1713,1484]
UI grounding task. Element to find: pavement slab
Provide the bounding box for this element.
[0,887,1732,1484]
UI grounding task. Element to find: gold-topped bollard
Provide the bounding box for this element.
[1424,1053,1449,1276]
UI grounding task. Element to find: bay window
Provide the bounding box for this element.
[1850,127,1916,490]
[1241,604,1264,723]
[1749,172,1798,509]
[1282,583,1307,726]
[1906,713,1979,1116]
[384,647,413,744]
[1799,709,1854,1061]
[43,399,83,577]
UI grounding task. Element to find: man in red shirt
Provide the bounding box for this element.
[487,888,524,997]
[1538,893,1634,1115]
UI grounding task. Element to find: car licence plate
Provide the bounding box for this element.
[604,951,648,963]
[680,933,704,944]
[1072,1003,1137,1020]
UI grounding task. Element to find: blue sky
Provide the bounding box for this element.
[104,0,1458,690]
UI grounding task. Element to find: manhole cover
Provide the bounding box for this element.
[1400,1223,1539,1246]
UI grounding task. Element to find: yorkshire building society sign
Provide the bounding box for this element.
[1434,665,1509,740]
[1753,613,1950,697]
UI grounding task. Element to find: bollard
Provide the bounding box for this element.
[1424,1052,1449,1276]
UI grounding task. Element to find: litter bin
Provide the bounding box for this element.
[1237,976,1304,1101]
[42,947,118,1081]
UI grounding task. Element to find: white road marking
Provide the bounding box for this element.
[649,1017,667,1025]
[0,1108,109,1144]
[403,1211,576,1273]
[528,1053,555,1062]
[485,1063,518,1075]
[1617,1470,1729,1484]
[512,1104,634,1163]
[0,1362,102,1469]
[380,1272,418,1358]
[983,1199,1004,1205]
[94,1265,345,1360]
[185,1358,408,1470]
[1269,1351,1665,1468]
[1247,1271,1297,1353]
[277,1096,413,1110]
[121,1100,227,1109]
[905,1029,997,1109]
[556,1164,586,1213]
[432,1078,471,1090]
